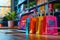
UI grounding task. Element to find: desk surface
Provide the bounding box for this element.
[0,33,59,40]
[0,28,59,40]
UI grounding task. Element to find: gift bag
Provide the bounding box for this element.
[29,17,37,34]
[29,8,37,34]
[26,18,30,35]
[43,12,58,36]
[36,14,43,35]
[26,13,33,35]
[18,15,28,30]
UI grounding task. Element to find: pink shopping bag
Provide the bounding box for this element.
[43,15,58,36]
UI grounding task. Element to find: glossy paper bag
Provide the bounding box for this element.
[26,18,30,35]
[18,15,28,30]
[29,18,37,34]
[36,16,43,35]
[43,16,58,36]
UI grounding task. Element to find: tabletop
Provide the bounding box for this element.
[0,33,59,40]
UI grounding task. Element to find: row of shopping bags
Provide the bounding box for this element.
[18,10,59,36]
[25,15,58,36]
[18,10,58,36]
[18,13,58,36]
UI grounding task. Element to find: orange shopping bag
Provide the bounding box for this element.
[36,16,43,35]
[29,17,37,34]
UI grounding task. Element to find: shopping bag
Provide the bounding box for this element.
[26,18,30,35]
[36,16,43,35]
[29,18,37,34]
[26,11,35,35]
[43,15,58,36]
[18,15,28,30]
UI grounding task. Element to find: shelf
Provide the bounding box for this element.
[17,0,57,16]
[23,0,56,11]
[29,0,56,10]
[18,10,33,17]
[15,1,26,7]
[21,11,33,16]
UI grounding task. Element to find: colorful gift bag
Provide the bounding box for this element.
[26,11,35,35]
[29,18,37,34]
[36,16,43,35]
[26,18,30,35]
[18,15,28,30]
[43,16,58,36]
